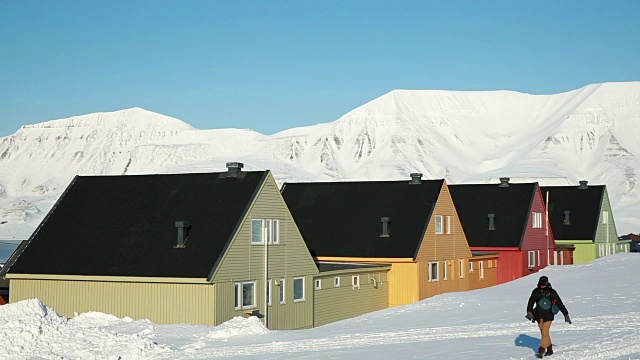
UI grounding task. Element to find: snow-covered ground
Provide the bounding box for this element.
[1,253,638,360]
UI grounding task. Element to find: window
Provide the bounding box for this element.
[334,276,341,287]
[293,277,305,302]
[352,275,360,289]
[234,281,256,309]
[442,260,448,280]
[469,261,474,272]
[479,261,484,279]
[428,262,439,281]
[446,216,451,234]
[251,219,280,245]
[602,211,609,224]
[532,212,542,228]
[459,259,464,278]
[267,279,272,306]
[315,279,322,290]
[537,250,541,266]
[528,251,535,268]
[599,243,605,256]
[435,215,444,234]
[251,219,264,244]
[279,278,285,304]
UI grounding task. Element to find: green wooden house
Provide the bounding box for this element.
[541,181,629,264]
[4,163,320,329]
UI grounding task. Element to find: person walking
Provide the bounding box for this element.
[526,275,571,358]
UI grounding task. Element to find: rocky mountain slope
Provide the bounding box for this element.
[1,82,639,239]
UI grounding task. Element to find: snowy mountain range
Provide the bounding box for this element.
[1,81,639,239]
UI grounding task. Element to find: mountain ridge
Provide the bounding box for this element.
[1,81,639,239]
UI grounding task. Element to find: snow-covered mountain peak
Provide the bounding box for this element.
[18,107,194,133]
[0,82,639,240]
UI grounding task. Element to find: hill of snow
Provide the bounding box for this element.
[0,82,639,239]
[1,252,638,359]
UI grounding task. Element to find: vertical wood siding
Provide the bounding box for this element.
[10,279,217,325]
[314,270,389,327]
[387,262,419,307]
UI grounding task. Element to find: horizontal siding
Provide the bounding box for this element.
[10,279,217,325]
[314,271,388,327]
[419,259,470,299]
[468,258,497,291]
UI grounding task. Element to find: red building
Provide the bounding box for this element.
[450,178,560,284]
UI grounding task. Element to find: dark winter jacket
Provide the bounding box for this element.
[526,284,569,322]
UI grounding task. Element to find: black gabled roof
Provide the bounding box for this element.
[281,179,443,259]
[448,183,537,248]
[7,171,267,279]
[540,185,605,241]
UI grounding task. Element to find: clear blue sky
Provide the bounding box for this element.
[1,0,639,137]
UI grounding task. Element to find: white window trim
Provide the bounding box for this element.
[234,281,257,310]
[469,261,474,273]
[528,251,535,268]
[352,275,360,289]
[334,276,341,287]
[428,262,439,282]
[446,216,451,234]
[459,259,464,279]
[293,277,305,302]
[267,279,272,306]
[442,260,448,280]
[279,278,286,304]
[537,250,541,266]
[479,261,484,279]
[435,215,444,234]
[251,218,280,245]
[315,279,322,290]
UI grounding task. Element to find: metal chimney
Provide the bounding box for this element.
[409,173,423,184]
[563,210,571,225]
[174,221,191,248]
[488,214,496,230]
[498,177,510,187]
[380,217,391,237]
[578,180,588,189]
[226,162,244,178]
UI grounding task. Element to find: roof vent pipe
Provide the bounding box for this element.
[563,210,571,225]
[488,214,496,230]
[174,221,191,248]
[409,173,423,184]
[380,217,391,237]
[226,162,244,178]
[578,180,588,189]
[498,177,510,187]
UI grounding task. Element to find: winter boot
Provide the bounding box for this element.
[545,344,553,356]
[536,347,545,358]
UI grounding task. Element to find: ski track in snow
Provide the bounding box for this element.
[158,313,640,360]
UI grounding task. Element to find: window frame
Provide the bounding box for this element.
[352,275,360,289]
[442,260,448,280]
[293,276,305,302]
[234,281,257,310]
[279,278,286,304]
[334,276,341,287]
[428,261,439,282]
[469,261,474,273]
[479,261,484,279]
[446,216,451,234]
[251,218,280,245]
[267,279,272,306]
[528,251,535,268]
[314,279,322,290]
[435,215,444,234]
[251,219,264,244]
[459,259,464,279]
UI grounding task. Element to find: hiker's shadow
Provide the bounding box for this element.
[515,334,539,353]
